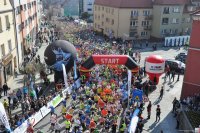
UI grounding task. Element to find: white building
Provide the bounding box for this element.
[83,0,94,16]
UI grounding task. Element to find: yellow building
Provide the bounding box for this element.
[94,0,153,40]
[0,0,18,86]
[94,0,195,40]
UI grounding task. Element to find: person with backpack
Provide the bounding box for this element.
[156,105,161,122]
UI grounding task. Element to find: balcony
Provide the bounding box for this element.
[130,26,138,30]
[143,26,151,31]
[144,15,153,20]
[130,16,138,20]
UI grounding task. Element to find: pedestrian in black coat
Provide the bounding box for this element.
[3,83,8,96]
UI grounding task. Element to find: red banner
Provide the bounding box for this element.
[92,55,128,65]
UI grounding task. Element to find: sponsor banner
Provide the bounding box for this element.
[145,62,165,74]
[52,95,62,107]
[14,87,69,133]
[40,105,51,118]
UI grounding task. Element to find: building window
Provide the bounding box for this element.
[111,9,114,15]
[106,18,109,22]
[169,29,174,34]
[129,31,136,37]
[111,19,114,25]
[186,18,191,23]
[87,8,92,11]
[95,15,97,19]
[102,14,104,18]
[98,16,100,20]
[95,6,97,11]
[20,5,23,10]
[161,29,167,35]
[4,0,7,5]
[98,6,100,11]
[5,15,10,29]
[141,31,148,37]
[1,44,5,56]
[171,18,179,24]
[18,24,22,32]
[16,6,21,15]
[24,4,27,10]
[182,18,185,23]
[174,29,178,34]
[106,8,108,13]
[142,21,149,26]
[25,20,28,27]
[8,40,12,52]
[102,21,104,26]
[130,20,138,26]
[0,17,2,32]
[131,10,139,17]
[143,10,150,16]
[94,23,97,28]
[163,7,170,14]
[102,7,104,10]
[162,18,169,25]
[173,7,180,13]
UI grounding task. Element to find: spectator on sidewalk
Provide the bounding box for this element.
[16,89,22,101]
[3,83,8,96]
[7,88,13,106]
[159,86,164,100]
[147,101,152,119]
[0,87,3,98]
[156,105,161,122]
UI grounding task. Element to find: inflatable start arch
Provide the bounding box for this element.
[80,55,139,80]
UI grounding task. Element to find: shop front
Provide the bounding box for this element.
[2,54,13,82]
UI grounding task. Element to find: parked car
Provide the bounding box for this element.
[165,59,186,74]
[175,53,187,63]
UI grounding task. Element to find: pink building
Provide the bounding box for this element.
[13,0,39,64]
[181,10,200,99]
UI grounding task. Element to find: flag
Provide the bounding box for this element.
[62,64,69,90]
[74,61,77,80]
[128,70,132,106]
[132,89,143,102]
[0,102,11,132]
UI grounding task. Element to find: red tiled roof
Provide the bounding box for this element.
[94,0,153,8]
[153,0,190,5]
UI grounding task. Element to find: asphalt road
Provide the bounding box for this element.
[34,47,186,133]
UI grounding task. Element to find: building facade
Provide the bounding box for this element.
[94,0,195,40]
[83,0,94,15]
[12,0,39,65]
[0,0,18,86]
[94,0,153,40]
[181,10,200,99]
[151,0,195,39]
[63,0,80,17]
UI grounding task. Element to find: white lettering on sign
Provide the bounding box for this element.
[145,62,165,74]
[101,58,119,64]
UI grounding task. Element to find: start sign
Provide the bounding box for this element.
[101,58,119,64]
